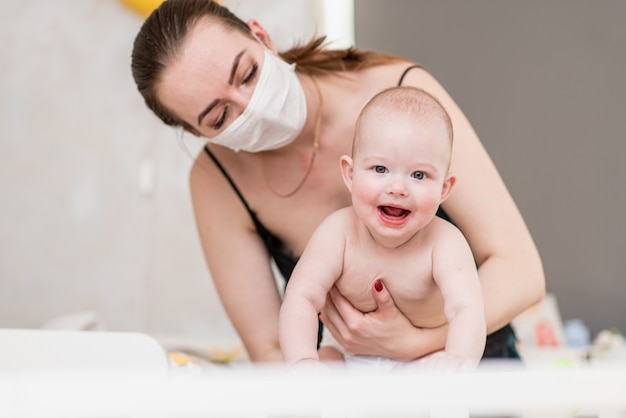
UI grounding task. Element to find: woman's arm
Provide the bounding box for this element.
[190,154,284,363]
[405,67,545,332]
[320,66,545,359]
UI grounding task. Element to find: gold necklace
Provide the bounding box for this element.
[265,76,322,198]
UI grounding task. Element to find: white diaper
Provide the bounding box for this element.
[321,326,408,371]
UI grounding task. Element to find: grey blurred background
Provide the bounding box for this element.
[356,0,626,337]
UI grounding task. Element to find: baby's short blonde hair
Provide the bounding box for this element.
[353,86,454,156]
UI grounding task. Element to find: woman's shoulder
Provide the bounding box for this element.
[189,147,217,192]
[189,146,258,232]
[327,60,423,111]
[189,146,239,203]
[356,59,419,84]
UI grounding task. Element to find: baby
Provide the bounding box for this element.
[279,86,486,371]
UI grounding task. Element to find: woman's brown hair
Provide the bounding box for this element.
[131,0,403,128]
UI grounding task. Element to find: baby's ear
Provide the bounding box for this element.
[440,173,456,202]
[340,155,354,192]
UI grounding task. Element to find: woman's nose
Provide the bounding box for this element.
[229,89,252,116]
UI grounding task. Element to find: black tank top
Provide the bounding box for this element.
[202,64,519,358]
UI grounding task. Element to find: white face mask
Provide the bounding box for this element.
[206,49,307,153]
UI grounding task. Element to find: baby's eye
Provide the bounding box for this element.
[374,166,388,174]
[242,63,258,85]
[411,171,425,180]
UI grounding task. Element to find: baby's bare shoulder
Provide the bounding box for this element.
[429,216,465,238]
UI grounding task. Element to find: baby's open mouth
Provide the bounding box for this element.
[379,205,410,219]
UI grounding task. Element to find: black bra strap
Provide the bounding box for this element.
[203,146,254,215]
[398,64,423,86]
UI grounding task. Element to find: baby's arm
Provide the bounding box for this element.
[279,212,347,366]
[430,223,486,369]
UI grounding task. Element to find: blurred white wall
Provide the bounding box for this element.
[0,0,343,353]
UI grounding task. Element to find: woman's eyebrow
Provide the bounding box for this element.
[197,50,245,126]
[197,99,220,126]
[228,50,244,85]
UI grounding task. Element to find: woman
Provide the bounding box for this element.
[131,0,545,363]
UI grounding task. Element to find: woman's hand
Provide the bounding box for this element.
[319,281,447,361]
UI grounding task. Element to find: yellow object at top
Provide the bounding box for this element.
[119,0,221,18]
[118,0,164,18]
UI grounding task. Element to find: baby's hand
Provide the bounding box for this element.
[407,351,478,373]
